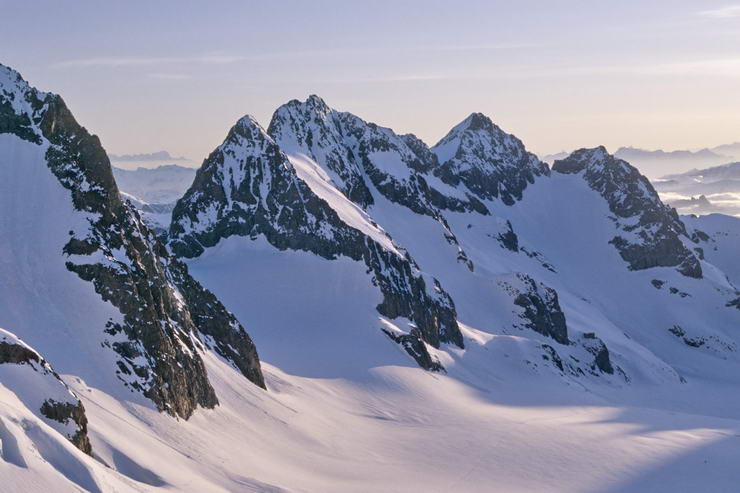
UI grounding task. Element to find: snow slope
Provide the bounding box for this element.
[4,72,740,492]
[164,96,740,490]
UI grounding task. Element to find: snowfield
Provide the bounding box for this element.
[2,64,740,492]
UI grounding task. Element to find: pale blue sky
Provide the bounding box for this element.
[3,0,740,163]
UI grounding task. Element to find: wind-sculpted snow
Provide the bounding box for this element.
[553,146,703,278]
[431,112,549,206]
[0,64,264,419]
[170,115,463,366]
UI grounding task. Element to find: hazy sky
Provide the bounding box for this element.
[3,0,740,164]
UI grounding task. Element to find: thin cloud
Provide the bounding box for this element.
[50,42,537,70]
[635,58,740,77]
[698,5,740,18]
[345,58,740,85]
[51,54,250,69]
[149,73,192,80]
[419,41,542,52]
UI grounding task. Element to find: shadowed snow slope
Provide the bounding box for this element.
[5,75,740,492]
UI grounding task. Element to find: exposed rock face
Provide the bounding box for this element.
[267,95,376,208]
[381,329,444,372]
[170,115,464,363]
[0,329,91,454]
[268,96,488,216]
[496,219,520,252]
[496,275,618,376]
[500,273,569,345]
[580,333,614,375]
[553,147,702,278]
[0,64,264,419]
[431,113,549,206]
[39,399,92,454]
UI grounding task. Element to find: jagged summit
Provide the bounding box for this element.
[269,96,493,215]
[431,112,549,205]
[0,65,264,421]
[552,145,609,172]
[554,147,703,278]
[171,109,464,365]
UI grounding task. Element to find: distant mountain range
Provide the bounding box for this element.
[542,144,740,179]
[108,150,188,162]
[112,164,197,232]
[653,161,740,217]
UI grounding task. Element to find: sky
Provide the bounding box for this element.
[3,0,740,165]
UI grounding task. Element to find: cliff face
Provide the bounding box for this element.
[170,115,463,368]
[0,64,264,419]
[553,147,702,278]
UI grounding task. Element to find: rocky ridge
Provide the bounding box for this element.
[169,115,463,367]
[0,64,264,419]
[553,147,703,278]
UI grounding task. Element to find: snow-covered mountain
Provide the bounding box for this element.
[113,165,196,204]
[112,164,197,232]
[167,95,740,489]
[5,68,740,491]
[544,145,740,181]
[613,146,732,178]
[0,64,268,490]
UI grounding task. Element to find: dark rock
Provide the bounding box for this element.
[553,147,702,278]
[382,329,444,372]
[541,344,564,371]
[579,333,614,374]
[0,332,92,455]
[40,399,92,455]
[1,64,264,419]
[508,274,569,345]
[497,220,519,252]
[170,116,463,359]
[432,113,549,206]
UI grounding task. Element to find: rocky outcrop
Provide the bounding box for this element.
[170,115,463,359]
[382,329,444,372]
[269,96,489,216]
[499,273,569,344]
[496,274,618,376]
[39,399,92,454]
[0,64,264,419]
[579,333,614,375]
[553,147,702,278]
[0,329,91,454]
[431,113,549,206]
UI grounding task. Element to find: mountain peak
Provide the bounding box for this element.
[0,63,37,96]
[440,112,498,141]
[554,146,702,278]
[274,94,332,124]
[431,113,548,205]
[305,93,329,109]
[1,63,265,421]
[552,146,610,174]
[462,112,494,132]
[234,114,265,132]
